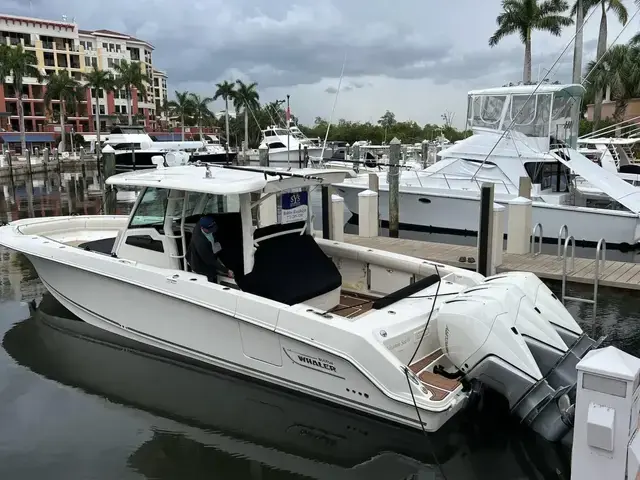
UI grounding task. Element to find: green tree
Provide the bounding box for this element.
[0,44,42,154]
[189,92,214,142]
[489,0,573,83]
[44,71,83,152]
[577,0,629,129]
[113,60,151,125]
[213,80,236,150]
[233,80,260,153]
[83,67,115,158]
[167,91,194,141]
[584,44,640,123]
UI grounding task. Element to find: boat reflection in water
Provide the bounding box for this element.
[3,294,571,479]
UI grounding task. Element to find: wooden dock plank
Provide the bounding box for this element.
[340,234,640,291]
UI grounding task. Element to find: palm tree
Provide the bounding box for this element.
[584,44,640,123]
[44,71,83,152]
[189,93,213,142]
[233,80,260,152]
[113,60,151,125]
[167,91,194,141]
[83,67,115,158]
[572,0,585,83]
[213,80,236,151]
[489,0,574,83]
[0,45,42,155]
[575,0,628,129]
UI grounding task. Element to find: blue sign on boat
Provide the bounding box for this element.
[281,191,308,209]
[281,191,309,224]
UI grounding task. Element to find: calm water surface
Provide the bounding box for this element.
[1,171,640,479]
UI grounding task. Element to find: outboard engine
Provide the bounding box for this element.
[437,272,604,442]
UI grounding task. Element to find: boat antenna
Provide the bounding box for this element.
[469,5,598,181]
[319,51,348,164]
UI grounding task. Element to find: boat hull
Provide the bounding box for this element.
[248,147,325,166]
[336,183,640,246]
[25,254,462,433]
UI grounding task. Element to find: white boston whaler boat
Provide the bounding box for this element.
[0,162,602,441]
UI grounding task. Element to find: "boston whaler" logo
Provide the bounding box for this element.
[283,348,345,379]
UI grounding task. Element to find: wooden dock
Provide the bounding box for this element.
[342,234,640,291]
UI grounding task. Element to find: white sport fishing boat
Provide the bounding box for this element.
[334,84,640,248]
[248,125,324,166]
[0,162,602,442]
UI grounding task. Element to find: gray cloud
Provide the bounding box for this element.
[3,0,608,95]
[324,81,371,94]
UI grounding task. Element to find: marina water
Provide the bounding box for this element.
[1,170,640,479]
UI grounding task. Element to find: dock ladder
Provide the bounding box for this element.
[561,236,606,322]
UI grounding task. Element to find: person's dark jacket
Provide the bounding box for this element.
[187,226,224,283]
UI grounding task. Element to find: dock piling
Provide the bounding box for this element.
[421,139,428,168]
[258,144,269,167]
[388,137,401,238]
[331,194,344,242]
[321,186,333,239]
[358,190,379,238]
[477,183,495,276]
[519,176,531,199]
[506,197,533,254]
[492,202,505,269]
[368,173,380,230]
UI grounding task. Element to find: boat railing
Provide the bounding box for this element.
[531,223,543,255]
[408,170,514,194]
[561,237,606,323]
[557,224,569,259]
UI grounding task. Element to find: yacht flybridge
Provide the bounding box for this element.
[0,163,603,442]
[334,83,640,247]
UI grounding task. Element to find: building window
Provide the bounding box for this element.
[84,57,91,67]
[102,42,108,49]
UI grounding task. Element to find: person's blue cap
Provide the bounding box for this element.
[199,216,217,232]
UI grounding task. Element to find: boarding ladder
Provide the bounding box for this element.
[164,190,189,271]
[560,232,606,323]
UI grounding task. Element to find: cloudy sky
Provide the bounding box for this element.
[4,0,640,127]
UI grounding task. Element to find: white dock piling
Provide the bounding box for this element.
[506,196,532,255]
[571,346,640,480]
[492,202,504,269]
[331,194,344,242]
[358,190,379,238]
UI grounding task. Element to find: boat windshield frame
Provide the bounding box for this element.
[465,84,585,151]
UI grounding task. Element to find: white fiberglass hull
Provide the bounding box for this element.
[24,254,462,433]
[336,183,640,246]
[248,147,325,165]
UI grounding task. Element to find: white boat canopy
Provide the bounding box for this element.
[105,164,354,195]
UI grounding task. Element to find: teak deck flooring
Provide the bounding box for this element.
[343,234,640,291]
[333,292,376,318]
[408,348,461,402]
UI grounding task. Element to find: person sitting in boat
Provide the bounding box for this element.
[187,216,232,283]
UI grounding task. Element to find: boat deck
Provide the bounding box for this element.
[409,348,461,401]
[343,234,640,291]
[333,292,376,319]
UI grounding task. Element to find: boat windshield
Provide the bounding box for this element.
[466,86,583,151]
[129,187,169,227]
